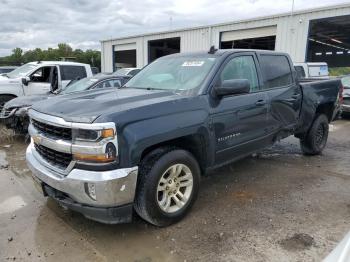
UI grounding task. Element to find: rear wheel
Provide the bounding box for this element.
[300,114,329,155]
[134,148,200,227]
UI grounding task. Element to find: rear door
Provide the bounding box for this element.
[258,54,302,134]
[211,52,270,165]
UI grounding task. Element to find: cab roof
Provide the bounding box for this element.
[27,61,89,66]
[162,49,289,59]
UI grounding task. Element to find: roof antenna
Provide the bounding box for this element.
[208,45,218,54]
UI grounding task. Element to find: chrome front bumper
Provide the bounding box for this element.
[26,142,138,208]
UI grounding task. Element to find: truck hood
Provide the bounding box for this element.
[0,75,20,84]
[32,88,188,123]
[5,93,52,109]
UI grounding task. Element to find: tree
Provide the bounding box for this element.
[0,44,101,69]
[11,48,23,63]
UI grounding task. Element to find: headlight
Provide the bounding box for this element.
[72,128,115,142]
[72,127,118,164]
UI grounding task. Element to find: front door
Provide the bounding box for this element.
[26,66,53,95]
[211,53,270,165]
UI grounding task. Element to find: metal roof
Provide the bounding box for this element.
[100,3,350,43]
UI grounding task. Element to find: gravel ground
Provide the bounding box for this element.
[0,119,350,262]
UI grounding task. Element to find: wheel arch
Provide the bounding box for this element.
[139,133,208,174]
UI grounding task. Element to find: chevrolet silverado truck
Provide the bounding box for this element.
[0,61,93,109]
[0,74,131,134]
[26,49,342,227]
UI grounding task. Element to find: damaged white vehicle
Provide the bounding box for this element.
[0,61,92,110]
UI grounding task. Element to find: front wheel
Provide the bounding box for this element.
[134,148,200,227]
[300,114,329,155]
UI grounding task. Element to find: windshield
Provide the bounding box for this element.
[342,76,350,88]
[124,56,217,91]
[61,77,99,94]
[6,63,38,78]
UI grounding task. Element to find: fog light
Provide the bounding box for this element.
[85,183,97,201]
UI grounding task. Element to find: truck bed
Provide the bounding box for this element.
[296,79,342,135]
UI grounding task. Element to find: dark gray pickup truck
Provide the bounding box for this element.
[26,49,342,226]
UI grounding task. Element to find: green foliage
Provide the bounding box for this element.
[329,67,350,77]
[0,44,101,69]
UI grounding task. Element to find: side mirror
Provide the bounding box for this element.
[21,76,30,86]
[214,79,250,97]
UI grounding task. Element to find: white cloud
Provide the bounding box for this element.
[0,0,349,56]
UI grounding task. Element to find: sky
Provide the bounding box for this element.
[0,0,349,56]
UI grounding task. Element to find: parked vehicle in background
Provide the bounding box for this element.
[114,67,141,77]
[341,75,350,116]
[0,73,131,134]
[294,62,329,79]
[0,66,18,74]
[26,49,341,227]
[91,67,100,75]
[0,61,93,110]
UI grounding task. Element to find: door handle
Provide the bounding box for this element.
[255,100,267,106]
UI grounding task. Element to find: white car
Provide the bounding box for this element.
[114,67,141,77]
[294,62,330,79]
[0,61,92,107]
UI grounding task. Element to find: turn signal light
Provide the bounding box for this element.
[101,128,115,138]
[74,153,116,163]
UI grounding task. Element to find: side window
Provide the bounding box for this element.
[94,79,121,89]
[128,69,140,77]
[110,79,122,88]
[260,55,293,89]
[220,56,259,92]
[295,66,306,79]
[60,66,87,81]
[30,66,52,83]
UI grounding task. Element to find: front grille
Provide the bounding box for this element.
[0,106,14,118]
[34,143,72,169]
[32,119,72,140]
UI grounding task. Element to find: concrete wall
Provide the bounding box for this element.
[101,4,350,72]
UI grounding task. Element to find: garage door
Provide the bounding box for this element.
[221,26,277,42]
[114,42,137,51]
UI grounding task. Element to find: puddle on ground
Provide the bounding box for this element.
[0,195,27,214]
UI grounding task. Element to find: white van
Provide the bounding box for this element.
[294,62,329,79]
[0,61,92,107]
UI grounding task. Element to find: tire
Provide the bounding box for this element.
[300,114,329,155]
[134,147,201,227]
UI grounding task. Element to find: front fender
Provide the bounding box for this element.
[120,109,210,166]
[0,82,23,97]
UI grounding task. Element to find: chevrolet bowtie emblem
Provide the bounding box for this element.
[32,135,42,144]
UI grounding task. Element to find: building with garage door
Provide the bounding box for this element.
[100,3,350,74]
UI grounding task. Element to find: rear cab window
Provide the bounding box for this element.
[259,55,294,89]
[60,65,87,81]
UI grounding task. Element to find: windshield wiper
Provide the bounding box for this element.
[123,86,164,91]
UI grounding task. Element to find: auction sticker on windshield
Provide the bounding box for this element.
[182,61,205,67]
